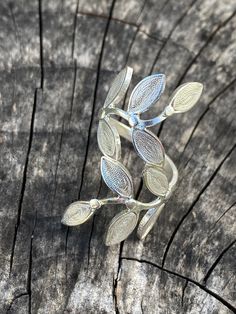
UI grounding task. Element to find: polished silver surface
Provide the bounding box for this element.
[62,66,203,245]
[137,204,165,240]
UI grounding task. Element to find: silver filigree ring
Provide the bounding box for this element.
[61,67,203,246]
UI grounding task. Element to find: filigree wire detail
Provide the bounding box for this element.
[132,129,165,165]
[137,204,165,240]
[97,119,121,159]
[105,210,139,246]
[62,66,203,246]
[62,201,94,226]
[128,74,165,113]
[101,157,133,198]
[169,82,203,113]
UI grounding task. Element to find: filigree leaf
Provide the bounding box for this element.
[128,73,165,113]
[105,210,139,245]
[169,82,203,112]
[137,204,165,240]
[101,157,134,198]
[97,119,121,159]
[132,128,165,165]
[143,165,169,196]
[61,201,94,226]
[104,66,133,108]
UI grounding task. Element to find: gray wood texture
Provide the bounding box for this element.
[0,0,235,313]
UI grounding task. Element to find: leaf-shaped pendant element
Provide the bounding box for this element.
[61,201,94,226]
[143,165,169,196]
[104,66,133,108]
[128,73,165,113]
[132,128,165,165]
[169,82,203,113]
[105,210,139,245]
[137,204,165,240]
[97,119,121,159]
[101,157,134,198]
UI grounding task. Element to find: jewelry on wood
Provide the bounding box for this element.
[61,66,203,246]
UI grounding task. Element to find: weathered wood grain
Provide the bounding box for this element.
[0,0,235,313]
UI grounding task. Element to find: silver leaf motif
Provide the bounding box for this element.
[104,66,133,108]
[132,128,165,165]
[143,165,169,196]
[97,119,121,159]
[128,73,165,113]
[169,82,203,112]
[105,210,139,245]
[101,156,134,198]
[137,204,165,240]
[61,201,93,226]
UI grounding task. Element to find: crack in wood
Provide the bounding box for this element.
[203,239,236,285]
[156,0,175,20]
[162,144,236,268]
[86,215,96,267]
[157,10,236,144]
[65,226,69,257]
[68,60,78,123]
[125,27,139,64]
[176,10,236,87]
[64,61,78,258]
[76,0,116,201]
[121,257,236,312]
[122,0,149,65]
[38,0,44,88]
[6,293,29,313]
[49,120,65,216]
[140,297,144,314]
[137,0,148,23]
[113,242,123,314]
[77,10,138,27]
[70,9,193,54]
[221,274,235,292]
[180,76,236,159]
[87,177,103,266]
[154,8,236,143]
[181,279,188,307]
[138,29,165,43]
[71,0,79,60]
[27,211,38,314]
[149,0,198,74]
[212,202,236,229]
[145,0,199,140]
[9,88,41,273]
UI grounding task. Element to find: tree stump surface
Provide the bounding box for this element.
[0,0,236,313]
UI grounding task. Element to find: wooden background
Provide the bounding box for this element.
[0,0,236,313]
